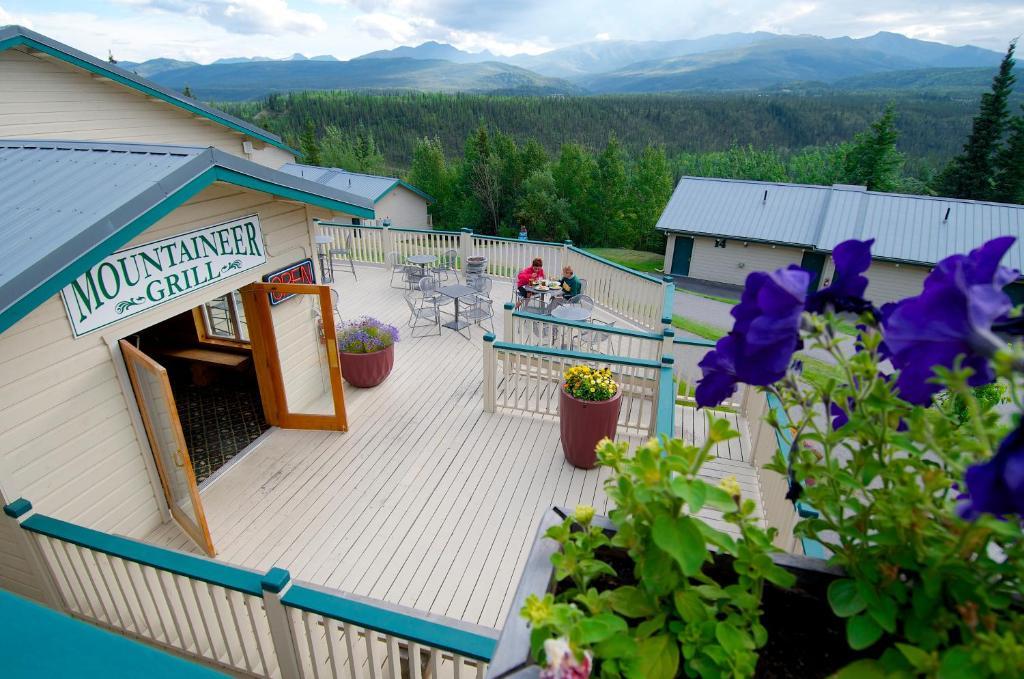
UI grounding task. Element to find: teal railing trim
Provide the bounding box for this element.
[389,226,461,236]
[282,584,496,661]
[318,221,384,231]
[19,513,264,597]
[471,233,566,248]
[512,309,662,340]
[655,364,677,437]
[765,393,827,558]
[672,336,717,348]
[493,340,661,369]
[662,279,675,322]
[567,246,662,284]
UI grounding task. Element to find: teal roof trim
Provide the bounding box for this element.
[0,28,298,157]
[377,179,435,204]
[213,167,375,219]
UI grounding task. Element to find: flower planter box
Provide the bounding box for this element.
[487,508,861,679]
[560,389,621,469]
[339,344,394,388]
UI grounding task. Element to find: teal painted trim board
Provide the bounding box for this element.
[0,34,297,157]
[319,221,384,230]
[655,365,676,437]
[389,226,460,235]
[672,336,717,348]
[662,281,675,321]
[512,310,662,340]
[472,233,564,247]
[567,246,662,284]
[282,584,496,661]
[3,498,32,518]
[376,180,436,204]
[21,513,264,596]
[492,340,661,369]
[0,590,226,678]
[213,168,375,219]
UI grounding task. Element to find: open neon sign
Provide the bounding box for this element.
[263,258,315,305]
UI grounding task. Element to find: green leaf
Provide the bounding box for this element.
[636,613,667,640]
[595,634,637,660]
[867,595,897,634]
[937,647,975,679]
[606,586,657,618]
[635,634,680,679]
[715,621,754,655]
[832,659,887,678]
[763,563,797,589]
[576,613,627,645]
[896,643,932,671]
[828,578,867,618]
[652,514,707,576]
[704,485,737,511]
[847,613,883,650]
[673,590,708,623]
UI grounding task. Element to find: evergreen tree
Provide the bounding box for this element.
[935,41,1016,200]
[842,104,904,192]
[993,109,1024,204]
[182,85,194,98]
[515,169,575,242]
[299,119,321,166]
[631,145,674,252]
[593,135,630,247]
[787,145,849,186]
[552,144,597,245]
[407,137,457,227]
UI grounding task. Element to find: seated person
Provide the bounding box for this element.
[545,266,582,313]
[515,257,546,308]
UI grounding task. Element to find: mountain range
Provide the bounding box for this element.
[122,31,1005,100]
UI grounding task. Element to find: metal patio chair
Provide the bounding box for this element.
[578,278,588,297]
[576,318,615,354]
[418,276,453,313]
[387,251,414,288]
[569,294,596,316]
[470,275,493,302]
[404,292,441,337]
[431,249,459,283]
[462,297,495,337]
[329,234,357,281]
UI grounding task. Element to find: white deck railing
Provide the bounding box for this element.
[505,307,666,362]
[4,500,497,679]
[315,223,671,333]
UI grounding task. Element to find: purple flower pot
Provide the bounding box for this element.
[339,344,394,388]
[559,388,621,469]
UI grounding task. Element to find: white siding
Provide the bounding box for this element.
[0,47,294,168]
[374,186,431,229]
[863,261,930,305]
[0,489,48,603]
[687,237,805,286]
[0,184,325,543]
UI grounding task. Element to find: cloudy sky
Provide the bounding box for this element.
[1,0,1021,63]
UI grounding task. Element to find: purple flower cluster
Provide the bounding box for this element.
[959,421,1024,519]
[337,316,400,354]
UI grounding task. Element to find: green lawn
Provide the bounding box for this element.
[584,248,663,273]
[679,289,739,306]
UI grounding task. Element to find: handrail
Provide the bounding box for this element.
[567,245,662,283]
[662,277,674,323]
[19,511,264,596]
[390,226,462,235]
[655,362,676,437]
[472,233,567,247]
[673,336,717,348]
[492,339,662,369]
[318,221,384,230]
[511,308,663,340]
[283,583,496,661]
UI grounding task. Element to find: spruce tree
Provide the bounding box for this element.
[843,104,903,192]
[299,119,321,166]
[935,40,1016,200]
[182,85,193,98]
[993,108,1024,204]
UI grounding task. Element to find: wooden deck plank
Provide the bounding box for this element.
[143,266,764,630]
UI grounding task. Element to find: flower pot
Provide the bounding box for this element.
[487,508,859,679]
[559,388,621,469]
[339,344,394,388]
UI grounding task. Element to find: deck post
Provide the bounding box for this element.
[261,567,302,679]
[382,224,394,258]
[503,303,514,342]
[661,327,674,361]
[459,228,473,276]
[2,499,66,612]
[483,333,496,413]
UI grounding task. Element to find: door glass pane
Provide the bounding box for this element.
[133,366,194,513]
[205,295,234,337]
[274,295,335,415]
[233,291,250,341]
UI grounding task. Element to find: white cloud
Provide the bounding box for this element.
[127,0,326,35]
[0,4,33,27]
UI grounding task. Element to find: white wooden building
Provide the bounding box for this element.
[658,177,1024,303]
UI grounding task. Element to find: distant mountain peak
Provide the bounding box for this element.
[355,41,496,64]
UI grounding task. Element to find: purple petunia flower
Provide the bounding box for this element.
[830,400,852,429]
[881,237,1018,406]
[959,421,1024,520]
[695,265,809,407]
[806,239,875,314]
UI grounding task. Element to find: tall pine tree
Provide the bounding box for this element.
[299,119,321,166]
[842,104,903,192]
[935,41,1016,200]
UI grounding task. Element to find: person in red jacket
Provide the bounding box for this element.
[515,257,545,308]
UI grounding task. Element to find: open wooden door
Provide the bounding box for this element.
[119,340,216,556]
[240,283,348,431]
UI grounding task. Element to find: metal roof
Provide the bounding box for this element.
[0,140,375,334]
[0,25,298,157]
[657,176,1024,270]
[655,177,832,247]
[281,163,434,203]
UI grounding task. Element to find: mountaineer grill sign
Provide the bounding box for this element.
[61,215,267,337]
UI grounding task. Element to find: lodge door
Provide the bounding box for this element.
[239,283,348,431]
[119,340,216,556]
[671,236,694,276]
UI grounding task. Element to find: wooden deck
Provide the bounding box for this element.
[145,265,761,630]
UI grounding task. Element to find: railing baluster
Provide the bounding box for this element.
[386,634,401,679]
[322,615,342,679]
[244,593,271,676]
[342,622,361,679]
[409,642,423,679]
[364,624,381,679]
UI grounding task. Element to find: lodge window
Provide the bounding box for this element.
[351,217,361,226]
[714,238,728,248]
[196,291,249,344]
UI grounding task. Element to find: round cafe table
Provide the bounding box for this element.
[406,254,437,271]
[523,283,559,309]
[551,304,592,322]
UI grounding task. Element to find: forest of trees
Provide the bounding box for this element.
[221,43,1022,251]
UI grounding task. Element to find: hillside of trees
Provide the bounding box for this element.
[221,91,982,171]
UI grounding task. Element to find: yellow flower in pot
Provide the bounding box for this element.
[559,365,621,469]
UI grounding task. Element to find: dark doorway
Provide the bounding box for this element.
[800,251,828,292]
[130,301,269,484]
[671,236,694,276]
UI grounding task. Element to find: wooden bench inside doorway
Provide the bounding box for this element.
[160,348,251,386]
